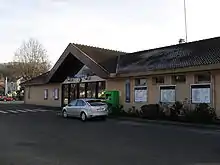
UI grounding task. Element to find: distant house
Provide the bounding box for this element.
[21,36,220,117]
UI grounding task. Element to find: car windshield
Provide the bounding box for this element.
[86,100,106,106]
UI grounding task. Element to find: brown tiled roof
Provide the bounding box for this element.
[72,43,126,73]
[73,43,125,63]
[22,43,126,86]
[20,71,50,86]
[117,36,220,74]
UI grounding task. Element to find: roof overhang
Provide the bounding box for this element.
[47,43,111,83]
[110,63,220,78]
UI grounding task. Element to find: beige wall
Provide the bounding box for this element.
[24,83,61,107]
[106,71,220,117]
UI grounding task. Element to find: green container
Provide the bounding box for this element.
[104,90,120,108]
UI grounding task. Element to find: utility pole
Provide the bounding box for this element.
[5,76,8,96]
[184,0,188,42]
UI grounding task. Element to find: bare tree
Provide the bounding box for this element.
[13,38,51,81]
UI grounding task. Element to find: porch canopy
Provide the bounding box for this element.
[22,43,126,86]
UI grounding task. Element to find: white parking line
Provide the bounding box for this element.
[0,110,8,114]
[34,109,51,112]
[16,110,27,113]
[24,109,37,112]
[7,110,19,113]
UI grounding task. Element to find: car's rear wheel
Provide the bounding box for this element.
[80,112,87,122]
[62,110,68,118]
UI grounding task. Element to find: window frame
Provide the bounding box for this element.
[195,73,211,83]
[135,78,147,86]
[134,78,147,103]
[159,85,176,103]
[190,83,211,104]
[152,76,165,85]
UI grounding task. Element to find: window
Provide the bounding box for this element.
[54,88,59,100]
[69,100,77,106]
[70,84,77,101]
[160,86,176,103]
[87,82,96,98]
[44,89,48,100]
[135,78,147,86]
[134,78,147,102]
[79,83,85,98]
[76,100,86,106]
[87,100,106,106]
[62,84,69,105]
[196,74,211,83]
[191,84,211,103]
[171,75,186,84]
[125,79,131,103]
[98,81,105,99]
[152,76,164,84]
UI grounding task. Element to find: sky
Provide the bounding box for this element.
[0,0,220,65]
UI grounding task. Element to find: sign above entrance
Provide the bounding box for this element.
[67,77,82,83]
[64,75,104,84]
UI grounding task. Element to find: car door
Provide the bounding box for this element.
[67,100,77,116]
[75,100,87,117]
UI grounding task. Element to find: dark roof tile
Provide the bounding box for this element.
[118,37,220,73]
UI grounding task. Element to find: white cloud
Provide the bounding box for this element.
[0,0,220,65]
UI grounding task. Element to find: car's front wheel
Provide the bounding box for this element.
[62,110,68,118]
[80,112,87,122]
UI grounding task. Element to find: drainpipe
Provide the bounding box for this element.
[115,55,121,75]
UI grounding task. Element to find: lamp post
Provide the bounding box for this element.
[184,0,188,42]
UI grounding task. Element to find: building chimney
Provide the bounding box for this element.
[179,38,185,44]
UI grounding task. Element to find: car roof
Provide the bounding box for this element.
[78,98,104,102]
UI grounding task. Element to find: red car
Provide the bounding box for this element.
[0,96,14,101]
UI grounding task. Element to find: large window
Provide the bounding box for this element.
[79,83,86,98]
[98,81,105,98]
[87,82,96,98]
[191,84,211,103]
[160,86,176,103]
[134,78,147,102]
[70,84,77,101]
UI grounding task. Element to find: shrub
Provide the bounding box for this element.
[107,103,124,116]
[186,103,216,123]
[169,101,184,120]
[140,104,160,119]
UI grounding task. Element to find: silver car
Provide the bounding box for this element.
[62,98,108,121]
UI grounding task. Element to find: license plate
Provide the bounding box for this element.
[97,108,104,111]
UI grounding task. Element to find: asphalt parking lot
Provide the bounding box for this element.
[1,103,220,165]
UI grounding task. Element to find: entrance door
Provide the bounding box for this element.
[62,84,69,107]
[70,84,77,102]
